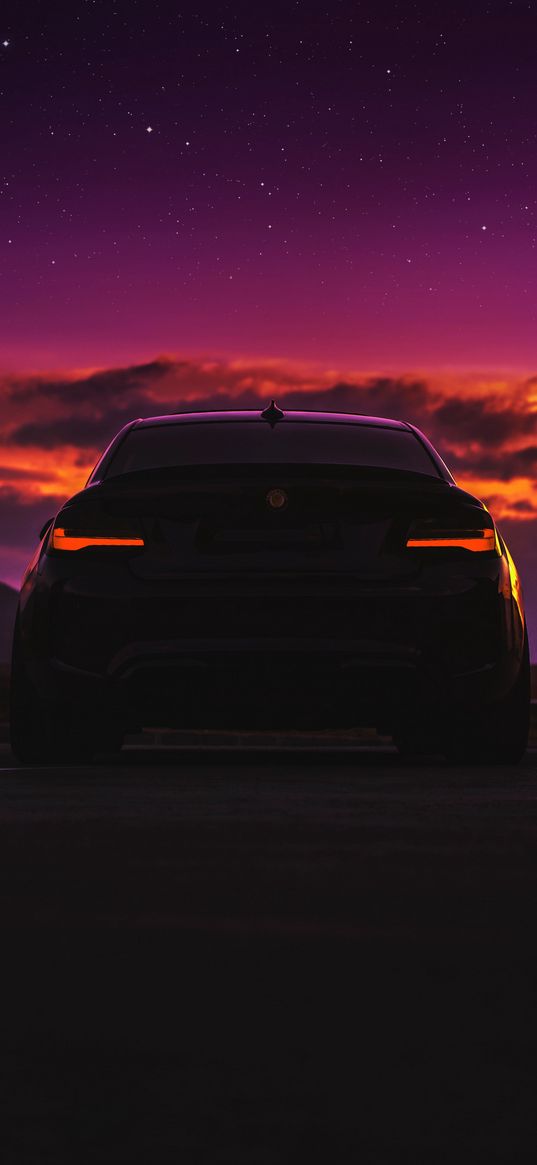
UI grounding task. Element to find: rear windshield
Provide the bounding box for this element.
[102,421,441,479]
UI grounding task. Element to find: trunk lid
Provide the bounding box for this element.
[78,466,465,582]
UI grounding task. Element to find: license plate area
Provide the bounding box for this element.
[204,522,339,552]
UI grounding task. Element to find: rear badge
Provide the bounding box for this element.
[266,488,288,510]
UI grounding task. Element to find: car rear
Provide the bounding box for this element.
[19,412,524,743]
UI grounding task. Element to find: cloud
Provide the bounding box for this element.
[430,395,537,448]
[3,356,535,468]
[4,359,173,451]
[7,358,169,408]
[443,444,537,482]
[0,464,44,480]
[0,488,66,549]
[12,410,147,450]
[3,351,537,561]
[509,499,536,514]
[4,363,436,456]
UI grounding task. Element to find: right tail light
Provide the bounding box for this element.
[406,514,500,554]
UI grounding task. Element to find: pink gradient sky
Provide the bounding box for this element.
[1,3,537,377]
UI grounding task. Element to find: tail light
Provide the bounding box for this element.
[406,514,500,554]
[51,517,144,552]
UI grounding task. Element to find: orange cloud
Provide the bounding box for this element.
[458,477,537,522]
[2,352,537,523]
[0,447,92,501]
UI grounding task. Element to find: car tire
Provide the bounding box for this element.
[10,624,123,765]
[444,632,530,765]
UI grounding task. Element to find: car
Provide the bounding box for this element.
[10,402,529,764]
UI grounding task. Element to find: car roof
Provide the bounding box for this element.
[132,409,411,430]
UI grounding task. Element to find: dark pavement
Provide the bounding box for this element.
[1,743,537,1162]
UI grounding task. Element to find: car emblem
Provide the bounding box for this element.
[266,487,288,510]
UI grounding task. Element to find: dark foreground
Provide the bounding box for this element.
[1,744,537,1163]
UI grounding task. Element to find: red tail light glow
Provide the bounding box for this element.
[52,527,144,551]
[406,522,499,553]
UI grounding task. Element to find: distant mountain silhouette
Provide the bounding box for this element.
[0,582,18,663]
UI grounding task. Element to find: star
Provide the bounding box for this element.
[146,126,153,133]
[2,39,9,47]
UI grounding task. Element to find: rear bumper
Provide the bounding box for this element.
[21,567,523,730]
[36,635,515,730]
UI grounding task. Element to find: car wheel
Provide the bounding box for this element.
[10,626,122,765]
[444,633,530,765]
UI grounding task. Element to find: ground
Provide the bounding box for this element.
[1,742,537,1162]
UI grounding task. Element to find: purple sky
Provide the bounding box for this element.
[1,1,537,370]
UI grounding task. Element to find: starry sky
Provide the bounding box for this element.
[2,0,537,645]
[2,0,537,369]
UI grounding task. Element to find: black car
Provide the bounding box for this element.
[10,403,529,763]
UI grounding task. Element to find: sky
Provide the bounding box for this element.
[2,1,537,644]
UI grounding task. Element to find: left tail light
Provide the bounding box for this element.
[51,517,144,552]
